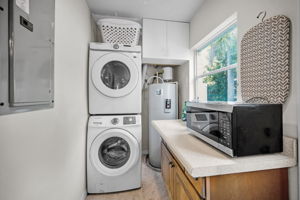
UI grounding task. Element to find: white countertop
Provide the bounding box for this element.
[152,120,297,178]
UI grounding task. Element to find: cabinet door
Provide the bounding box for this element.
[173,160,201,200]
[167,21,190,59]
[185,171,206,199]
[142,19,167,59]
[207,168,288,200]
[161,143,174,198]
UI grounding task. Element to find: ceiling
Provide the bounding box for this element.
[86,0,204,22]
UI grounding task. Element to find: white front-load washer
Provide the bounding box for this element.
[87,115,142,194]
[89,43,141,114]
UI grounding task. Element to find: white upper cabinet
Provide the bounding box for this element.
[143,19,168,58]
[142,18,191,65]
[167,21,190,59]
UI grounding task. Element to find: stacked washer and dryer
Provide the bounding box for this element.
[87,19,142,194]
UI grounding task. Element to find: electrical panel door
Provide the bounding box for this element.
[0,0,55,115]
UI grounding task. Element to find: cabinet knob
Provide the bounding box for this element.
[169,161,175,168]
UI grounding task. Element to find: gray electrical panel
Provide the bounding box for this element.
[0,0,55,115]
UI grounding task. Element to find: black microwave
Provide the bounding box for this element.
[186,102,283,157]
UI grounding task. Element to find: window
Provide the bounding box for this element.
[194,15,238,102]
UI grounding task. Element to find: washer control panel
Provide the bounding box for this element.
[89,115,141,127]
[111,118,119,125]
[123,116,136,125]
[90,119,105,127]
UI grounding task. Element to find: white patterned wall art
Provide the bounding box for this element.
[240,15,290,104]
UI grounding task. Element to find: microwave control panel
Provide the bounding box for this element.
[218,113,232,148]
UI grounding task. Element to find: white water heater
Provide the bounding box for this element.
[148,82,178,168]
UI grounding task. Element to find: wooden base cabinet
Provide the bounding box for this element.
[173,161,202,200]
[161,142,174,199]
[161,142,289,200]
[162,142,205,200]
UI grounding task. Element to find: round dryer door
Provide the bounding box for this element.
[90,128,140,176]
[92,53,139,98]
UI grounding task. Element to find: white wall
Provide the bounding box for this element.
[0,0,93,200]
[297,0,300,196]
[190,0,299,199]
[174,62,190,118]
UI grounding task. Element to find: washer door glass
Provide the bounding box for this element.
[99,136,131,169]
[90,128,139,176]
[101,61,131,90]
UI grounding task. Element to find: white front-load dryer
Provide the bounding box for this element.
[89,43,141,114]
[87,115,142,194]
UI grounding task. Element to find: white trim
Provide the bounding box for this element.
[195,63,238,79]
[191,12,238,50]
[193,51,198,100]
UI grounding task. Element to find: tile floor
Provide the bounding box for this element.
[86,157,169,200]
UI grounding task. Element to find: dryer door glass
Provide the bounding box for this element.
[98,136,131,169]
[92,53,139,98]
[101,61,131,90]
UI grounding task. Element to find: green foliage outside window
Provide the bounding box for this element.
[197,24,238,102]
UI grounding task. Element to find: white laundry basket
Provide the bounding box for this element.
[97,18,141,46]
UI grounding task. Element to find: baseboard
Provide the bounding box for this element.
[142,150,149,155]
[81,190,87,200]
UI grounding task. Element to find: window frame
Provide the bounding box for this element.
[192,13,238,102]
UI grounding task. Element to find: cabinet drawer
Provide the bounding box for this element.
[162,141,173,161]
